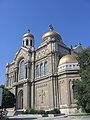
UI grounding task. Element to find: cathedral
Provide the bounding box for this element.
[5,26,82,114]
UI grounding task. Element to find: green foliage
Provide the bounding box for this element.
[73,48,90,113]
[46,109,61,114]
[37,110,46,114]
[0,85,16,108]
[24,109,38,114]
[23,108,61,115]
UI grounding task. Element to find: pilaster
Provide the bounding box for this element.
[23,83,31,109]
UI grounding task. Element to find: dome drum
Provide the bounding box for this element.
[22,31,34,48]
[58,54,79,73]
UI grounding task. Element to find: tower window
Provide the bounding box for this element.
[30,40,32,46]
[26,39,28,46]
[23,41,24,46]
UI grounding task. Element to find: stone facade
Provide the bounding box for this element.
[5,28,80,114]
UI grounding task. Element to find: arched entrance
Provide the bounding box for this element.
[17,90,23,109]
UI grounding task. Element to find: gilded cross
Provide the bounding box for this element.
[39,90,45,103]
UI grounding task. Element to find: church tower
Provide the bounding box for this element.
[22,30,34,50]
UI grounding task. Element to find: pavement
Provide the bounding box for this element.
[7,115,90,120]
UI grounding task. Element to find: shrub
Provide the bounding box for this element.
[23,108,61,115]
[23,109,38,114]
[46,109,61,114]
[42,113,48,117]
[38,110,45,114]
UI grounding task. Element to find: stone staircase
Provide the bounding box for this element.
[6,108,16,117]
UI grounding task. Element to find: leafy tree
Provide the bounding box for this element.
[0,85,16,109]
[73,47,90,113]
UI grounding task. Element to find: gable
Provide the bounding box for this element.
[14,47,31,65]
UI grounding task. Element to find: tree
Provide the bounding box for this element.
[73,47,90,113]
[0,85,16,109]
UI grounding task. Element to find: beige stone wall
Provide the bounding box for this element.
[35,78,53,110]
[58,72,80,110]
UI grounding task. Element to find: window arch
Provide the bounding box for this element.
[19,60,25,80]
[44,62,48,75]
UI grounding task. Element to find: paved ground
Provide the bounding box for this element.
[8,115,90,120]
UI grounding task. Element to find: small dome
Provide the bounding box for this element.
[42,31,62,43]
[23,30,34,38]
[59,55,78,65]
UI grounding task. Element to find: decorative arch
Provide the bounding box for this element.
[17,90,23,109]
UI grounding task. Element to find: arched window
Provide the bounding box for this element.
[40,63,43,77]
[36,65,39,77]
[44,62,48,75]
[23,41,24,46]
[20,60,25,80]
[30,40,32,46]
[26,39,28,46]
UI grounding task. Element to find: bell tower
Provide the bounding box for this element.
[22,30,34,49]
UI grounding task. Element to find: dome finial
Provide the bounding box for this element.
[49,24,54,31]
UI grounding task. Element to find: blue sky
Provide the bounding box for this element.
[0,0,90,85]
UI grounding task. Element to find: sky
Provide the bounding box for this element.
[0,0,90,85]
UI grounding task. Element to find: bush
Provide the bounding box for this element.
[46,109,61,114]
[38,110,45,114]
[23,108,61,115]
[42,113,48,117]
[23,109,38,114]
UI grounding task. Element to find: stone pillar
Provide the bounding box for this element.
[14,67,18,82]
[27,63,30,79]
[67,80,71,106]
[16,68,18,82]
[23,83,31,109]
[25,62,31,80]
[5,74,9,87]
[31,61,35,109]
[31,82,35,109]
[14,71,16,82]
[70,80,74,104]
[25,65,27,79]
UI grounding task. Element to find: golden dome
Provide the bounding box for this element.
[23,30,34,38]
[42,31,62,43]
[59,55,78,65]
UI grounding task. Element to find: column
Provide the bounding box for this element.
[31,60,35,108]
[27,63,30,79]
[67,80,71,106]
[25,62,30,80]
[6,74,9,87]
[14,67,18,82]
[23,83,31,109]
[25,65,27,79]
